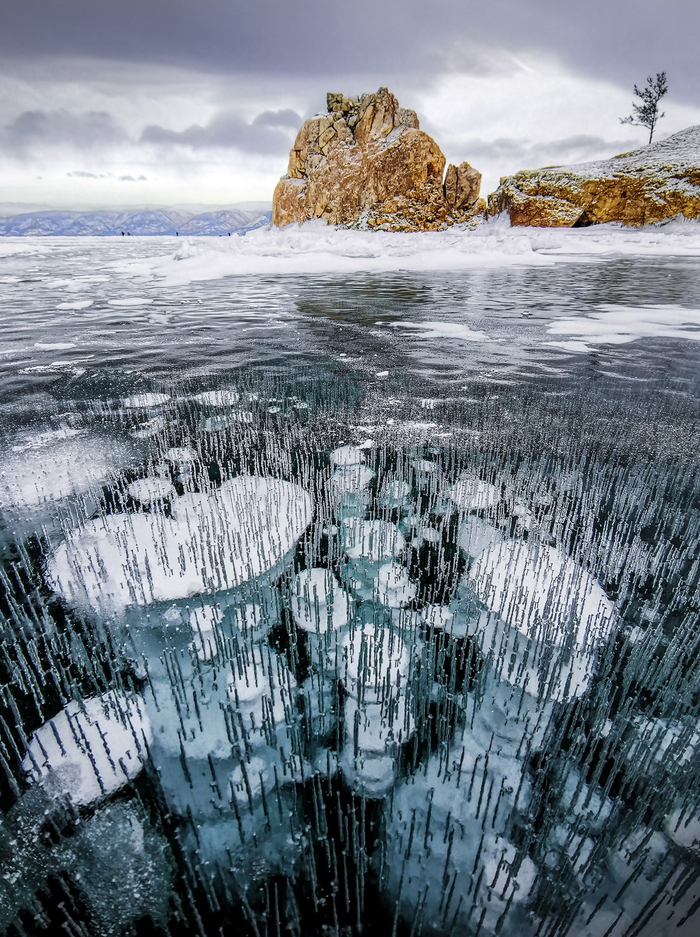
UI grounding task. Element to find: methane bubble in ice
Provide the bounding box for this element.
[331,443,367,465]
[193,389,240,406]
[22,693,152,806]
[165,445,196,464]
[47,475,312,612]
[375,561,416,606]
[122,392,170,409]
[126,476,176,505]
[0,432,123,513]
[291,567,351,632]
[448,472,501,510]
[341,518,406,560]
[469,540,614,646]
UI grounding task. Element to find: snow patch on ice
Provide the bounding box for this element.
[56,300,93,310]
[34,341,77,350]
[390,321,488,342]
[545,303,700,351]
[112,216,700,287]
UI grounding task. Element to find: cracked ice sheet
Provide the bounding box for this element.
[109,216,700,288]
[545,304,700,352]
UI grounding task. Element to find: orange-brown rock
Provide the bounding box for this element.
[488,126,700,227]
[272,88,483,231]
[444,161,482,212]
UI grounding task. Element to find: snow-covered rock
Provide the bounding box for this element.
[489,125,700,227]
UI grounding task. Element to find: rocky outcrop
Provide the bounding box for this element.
[488,126,700,227]
[272,88,484,231]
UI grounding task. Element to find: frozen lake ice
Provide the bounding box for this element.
[1,231,700,937]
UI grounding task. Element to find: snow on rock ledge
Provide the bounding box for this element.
[47,475,313,614]
[488,125,700,227]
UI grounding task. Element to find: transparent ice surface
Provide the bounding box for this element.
[1,237,699,936]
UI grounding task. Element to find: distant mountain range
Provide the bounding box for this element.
[0,208,271,237]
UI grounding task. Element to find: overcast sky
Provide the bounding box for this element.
[2,1,698,211]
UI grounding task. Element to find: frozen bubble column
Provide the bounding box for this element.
[137,597,308,887]
[339,623,414,797]
[380,527,616,935]
[43,471,315,889]
[290,567,352,769]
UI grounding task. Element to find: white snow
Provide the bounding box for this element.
[56,300,93,310]
[22,692,152,806]
[47,474,313,613]
[34,341,77,350]
[108,297,154,307]
[538,125,700,180]
[390,321,487,342]
[546,303,700,351]
[111,216,700,287]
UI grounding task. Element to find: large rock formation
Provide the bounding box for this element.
[488,126,700,227]
[272,88,484,230]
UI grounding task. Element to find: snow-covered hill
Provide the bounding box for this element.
[0,208,271,237]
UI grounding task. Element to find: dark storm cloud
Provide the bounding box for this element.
[2,109,128,155]
[140,110,297,154]
[2,1,698,102]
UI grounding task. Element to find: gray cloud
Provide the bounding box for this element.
[2,109,128,155]
[462,134,640,173]
[118,174,147,181]
[1,1,698,103]
[140,109,296,155]
[252,109,302,129]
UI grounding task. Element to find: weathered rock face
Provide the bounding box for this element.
[273,88,484,231]
[488,126,700,227]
